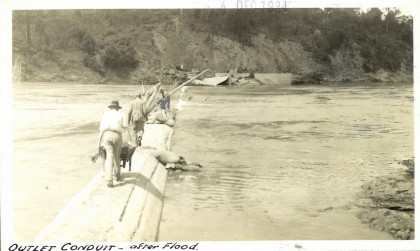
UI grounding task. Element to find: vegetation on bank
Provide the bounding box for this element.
[12,9,412,83]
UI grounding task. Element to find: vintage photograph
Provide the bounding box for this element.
[7,5,415,246]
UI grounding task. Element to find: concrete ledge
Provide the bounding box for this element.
[35,124,172,242]
[215,72,292,85]
[254,73,292,85]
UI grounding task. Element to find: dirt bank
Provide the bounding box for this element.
[356,158,414,240]
[17,26,412,85]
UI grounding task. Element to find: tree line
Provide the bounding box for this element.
[12,8,412,81]
[184,8,413,72]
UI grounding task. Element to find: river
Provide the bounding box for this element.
[12,82,413,241]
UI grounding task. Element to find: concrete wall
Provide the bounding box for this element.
[254,73,292,85]
[215,72,292,85]
[35,124,172,242]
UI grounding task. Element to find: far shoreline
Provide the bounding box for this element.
[13,80,414,87]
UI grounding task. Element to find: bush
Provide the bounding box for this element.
[326,30,345,53]
[80,33,96,56]
[83,55,105,76]
[101,38,140,69]
[375,38,404,72]
[68,27,96,56]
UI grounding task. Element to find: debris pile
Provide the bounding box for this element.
[230,72,264,86]
[133,67,192,85]
[153,68,189,83]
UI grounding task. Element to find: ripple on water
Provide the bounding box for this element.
[161,84,413,240]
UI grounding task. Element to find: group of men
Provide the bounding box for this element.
[97,83,161,187]
[97,83,188,188]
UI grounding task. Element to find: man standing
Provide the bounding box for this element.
[128,82,162,146]
[98,100,127,188]
[157,89,171,112]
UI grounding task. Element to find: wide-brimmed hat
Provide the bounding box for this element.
[108,100,122,109]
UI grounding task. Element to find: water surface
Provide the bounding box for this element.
[160,84,413,240]
[12,82,413,241]
[12,82,139,241]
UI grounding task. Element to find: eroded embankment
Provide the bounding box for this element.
[356,158,414,240]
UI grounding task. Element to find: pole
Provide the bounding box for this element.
[168,68,209,95]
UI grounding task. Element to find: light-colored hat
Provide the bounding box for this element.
[108,100,122,109]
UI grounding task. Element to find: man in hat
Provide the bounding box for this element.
[98,100,127,188]
[128,82,162,146]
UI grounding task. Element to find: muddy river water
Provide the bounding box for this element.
[160,84,413,240]
[12,82,413,241]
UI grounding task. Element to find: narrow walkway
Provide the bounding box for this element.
[35,124,172,242]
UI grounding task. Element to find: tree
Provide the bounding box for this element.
[105,10,113,26]
[80,33,96,56]
[25,11,31,45]
[102,38,139,69]
[385,8,400,34]
[68,27,96,55]
[361,8,383,34]
[34,16,50,49]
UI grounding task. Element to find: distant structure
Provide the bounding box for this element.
[215,71,293,85]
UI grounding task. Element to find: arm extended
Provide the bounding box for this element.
[145,83,162,114]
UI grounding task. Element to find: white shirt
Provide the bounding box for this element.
[99,109,127,133]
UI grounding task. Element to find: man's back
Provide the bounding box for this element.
[129,97,147,123]
[100,109,125,132]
